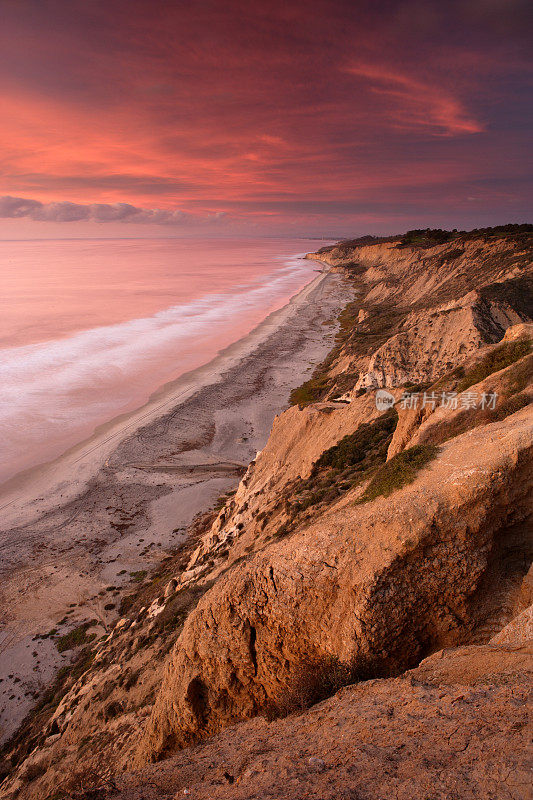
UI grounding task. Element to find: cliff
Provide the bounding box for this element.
[1,227,532,800]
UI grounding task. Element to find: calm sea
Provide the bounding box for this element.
[0,237,324,484]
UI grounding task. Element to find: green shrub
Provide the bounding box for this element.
[397,224,533,249]
[490,392,531,421]
[337,300,361,340]
[313,409,397,472]
[289,374,331,406]
[502,354,533,396]
[339,260,367,275]
[420,393,531,446]
[286,410,399,522]
[402,382,429,393]
[445,247,464,260]
[257,410,400,541]
[399,228,456,248]
[289,297,368,406]
[289,294,408,406]
[55,624,96,653]
[356,444,439,504]
[129,569,147,583]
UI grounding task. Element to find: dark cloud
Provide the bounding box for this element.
[0,196,225,226]
[0,196,43,217]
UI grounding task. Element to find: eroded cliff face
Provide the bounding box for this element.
[94,638,533,800]
[2,231,532,800]
[136,233,533,764]
[139,406,532,762]
[305,237,532,398]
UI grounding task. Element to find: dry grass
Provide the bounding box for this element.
[264,654,375,721]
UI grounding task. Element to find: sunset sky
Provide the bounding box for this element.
[0,0,531,238]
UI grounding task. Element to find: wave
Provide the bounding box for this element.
[0,255,314,482]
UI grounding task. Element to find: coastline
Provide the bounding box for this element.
[0,265,347,743]
[0,268,329,525]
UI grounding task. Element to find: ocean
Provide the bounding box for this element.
[0,237,324,485]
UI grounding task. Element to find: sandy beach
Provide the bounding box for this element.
[0,267,346,743]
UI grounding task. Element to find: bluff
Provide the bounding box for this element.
[1,226,532,800]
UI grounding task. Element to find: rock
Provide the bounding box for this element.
[138,407,532,763]
[490,605,533,647]
[164,579,178,599]
[81,637,533,800]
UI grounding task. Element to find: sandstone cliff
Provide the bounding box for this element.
[1,227,532,800]
[140,405,532,763]
[92,637,533,800]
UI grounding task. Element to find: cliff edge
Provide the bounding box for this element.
[1,226,532,800]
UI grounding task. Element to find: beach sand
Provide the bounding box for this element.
[0,268,346,743]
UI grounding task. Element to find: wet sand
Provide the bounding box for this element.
[0,268,346,744]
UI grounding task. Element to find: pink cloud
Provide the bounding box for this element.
[346,64,484,136]
[0,0,529,234]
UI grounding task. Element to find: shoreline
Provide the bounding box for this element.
[0,268,327,526]
[0,265,347,743]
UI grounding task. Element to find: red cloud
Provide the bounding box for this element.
[345,64,484,136]
[0,0,529,233]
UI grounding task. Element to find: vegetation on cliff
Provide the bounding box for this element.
[313,224,533,259]
[356,443,439,504]
[455,335,531,391]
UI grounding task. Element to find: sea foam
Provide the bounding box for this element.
[0,250,315,483]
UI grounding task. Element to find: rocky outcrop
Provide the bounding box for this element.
[135,230,533,764]
[387,323,533,458]
[309,239,533,398]
[353,291,528,391]
[107,633,533,800]
[180,391,384,583]
[139,405,532,762]
[309,236,533,308]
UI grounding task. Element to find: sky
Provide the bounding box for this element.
[0,0,531,239]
